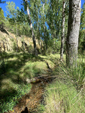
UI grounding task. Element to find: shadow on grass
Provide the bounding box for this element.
[0,88,18,112]
[0,52,45,112]
[0,52,45,82]
[0,52,59,113]
[0,88,17,103]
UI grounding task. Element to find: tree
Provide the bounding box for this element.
[6,2,21,51]
[79,3,85,53]
[22,0,65,55]
[6,2,19,35]
[5,3,31,37]
[23,0,38,56]
[66,0,81,67]
[60,0,65,60]
[0,8,4,29]
[40,0,63,54]
[80,3,85,30]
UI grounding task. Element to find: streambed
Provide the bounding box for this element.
[5,76,55,113]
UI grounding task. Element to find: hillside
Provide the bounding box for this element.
[0,28,40,52]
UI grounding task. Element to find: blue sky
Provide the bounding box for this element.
[0,0,85,17]
[0,0,22,16]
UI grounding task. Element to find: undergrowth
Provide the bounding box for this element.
[38,57,85,113]
[0,52,85,113]
[0,83,31,113]
[0,52,56,113]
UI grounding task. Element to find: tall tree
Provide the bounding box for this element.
[0,8,4,29]
[66,0,81,67]
[79,3,85,53]
[24,0,38,56]
[6,2,19,35]
[60,0,65,60]
[6,2,20,51]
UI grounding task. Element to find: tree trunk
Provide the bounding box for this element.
[25,0,38,56]
[15,20,18,52]
[66,0,81,67]
[60,0,65,60]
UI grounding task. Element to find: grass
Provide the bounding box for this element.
[43,79,85,113]
[0,84,31,113]
[0,52,56,113]
[38,55,85,113]
[0,52,85,113]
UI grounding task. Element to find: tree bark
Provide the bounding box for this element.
[25,0,38,56]
[60,0,65,60]
[66,0,81,67]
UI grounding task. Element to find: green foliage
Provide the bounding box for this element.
[12,41,18,51]
[43,78,85,113]
[0,52,50,112]
[42,39,61,55]
[4,0,68,54]
[0,84,31,113]
[5,2,31,36]
[0,8,4,28]
[45,47,53,55]
[41,57,85,113]
[6,1,19,18]
[81,3,85,29]
[0,8,4,20]
[0,51,85,113]
[22,0,63,51]
[79,3,85,53]
[28,45,34,54]
[0,60,6,75]
[53,40,61,53]
[69,60,85,89]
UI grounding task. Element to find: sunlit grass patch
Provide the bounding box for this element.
[41,55,85,113]
[43,77,85,113]
[20,61,47,79]
[39,53,65,60]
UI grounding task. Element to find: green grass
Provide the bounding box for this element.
[43,78,85,113]
[0,52,57,112]
[0,83,32,113]
[38,55,85,113]
[0,52,85,113]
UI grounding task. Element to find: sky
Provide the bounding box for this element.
[0,0,22,16]
[0,0,85,17]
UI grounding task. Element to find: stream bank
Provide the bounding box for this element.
[5,74,56,113]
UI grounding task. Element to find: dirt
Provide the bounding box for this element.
[5,75,55,113]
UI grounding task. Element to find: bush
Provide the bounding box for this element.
[28,45,34,54]
[46,47,53,55]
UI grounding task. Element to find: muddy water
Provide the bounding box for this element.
[6,76,54,113]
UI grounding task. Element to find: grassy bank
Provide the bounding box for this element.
[38,56,85,113]
[0,52,57,113]
[0,52,85,113]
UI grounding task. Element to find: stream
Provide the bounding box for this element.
[5,75,55,113]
